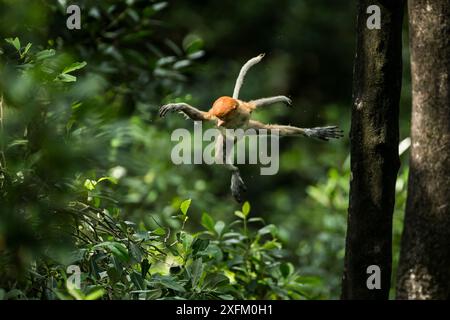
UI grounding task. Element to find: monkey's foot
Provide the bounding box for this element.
[230,171,247,203]
[305,126,344,141]
[159,103,183,117]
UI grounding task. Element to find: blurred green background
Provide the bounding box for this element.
[0,0,411,299]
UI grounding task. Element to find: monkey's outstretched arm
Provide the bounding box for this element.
[246,120,344,141]
[159,103,212,121]
[233,53,265,99]
[249,95,292,109]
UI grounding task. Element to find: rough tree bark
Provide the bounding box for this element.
[396,0,450,300]
[341,0,405,299]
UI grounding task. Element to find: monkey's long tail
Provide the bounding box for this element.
[304,126,344,141]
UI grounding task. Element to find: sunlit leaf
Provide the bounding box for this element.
[84,179,97,191]
[36,49,55,61]
[97,176,118,184]
[180,198,191,216]
[85,288,105,300]
[5,37,20,51]
[242,201,250,217]
[20,43,32,58]
[153,227,166,236]
[57,73,77,82]
[234,211,245,220]
[62,61,87,74]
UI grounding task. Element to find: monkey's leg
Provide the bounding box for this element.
[229,166,247,203]
[159,103,211,121]
[246,120,344,141]
[250,96,292,108]
[233,53,265,99]
[215,134,247,203]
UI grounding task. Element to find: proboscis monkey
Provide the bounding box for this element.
[159,54,343,202]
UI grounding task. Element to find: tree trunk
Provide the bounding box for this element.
[396,0,450,300]
[342,0,405,299]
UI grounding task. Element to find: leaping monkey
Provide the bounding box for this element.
[159,54,343,202]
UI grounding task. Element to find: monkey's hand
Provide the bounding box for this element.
[159,103,185,117]
[280,96,292,107]
[305,126,344,141]
[159,103,209,121]
[230,171,247,203]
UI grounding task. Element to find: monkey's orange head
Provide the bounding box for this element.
[210,96,238,119]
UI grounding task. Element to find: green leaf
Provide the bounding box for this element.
[57,73,77,82]
[5,37,20,51]
[129,242,143,262]
[181,232,193,254]
[180,198,191,215]
[182,34,203,54]
[152,2,168,11]
[36,49,55,61]
[248,217,265,224]
[190,258,203,288]
[20,43,32,58]
[201,212,215,232]
[242,201,251,217]
[173,59,191,69]
[67,287,84,300]
[157,276,186,292]
[203,273,229,289]
[85,288,105,300]
[62,61,87,74]
[258,224,278,237]
[153,227,166,236]
[7,139,28,149]
[223,270,236,284]
[130,271,144,290]
[262,240,281,250]
[71,101,82,110]
[234,211,245,220]
[97,176,118,184]
[280,262,294,278]
[214,221,225,237]
[130,289,162,299]
[94,242,129,263]
[187,50,205,60]
[109,243,129,262]
[192,238,209,255]
[84,179,97,191]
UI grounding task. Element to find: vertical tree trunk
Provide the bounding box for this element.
[396,0,450,300]
[342,0,405,299]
